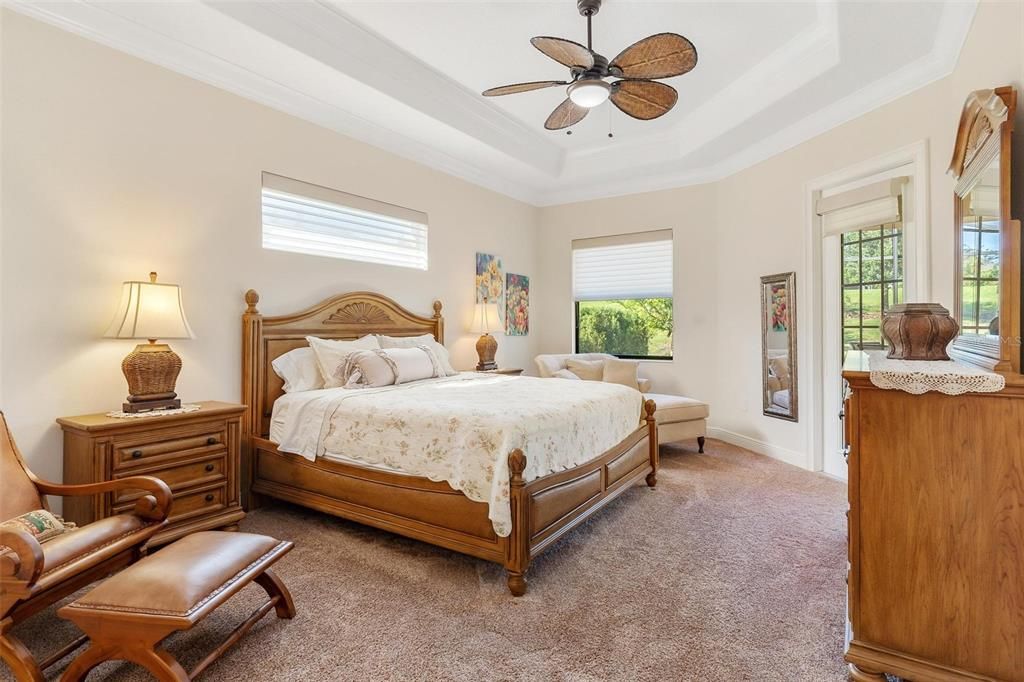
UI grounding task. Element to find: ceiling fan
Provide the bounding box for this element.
[481,0,698,131]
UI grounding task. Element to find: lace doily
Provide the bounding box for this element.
[866,351,1005,395]
[106,404,202,419]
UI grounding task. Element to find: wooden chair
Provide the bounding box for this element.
[0,412,172,681]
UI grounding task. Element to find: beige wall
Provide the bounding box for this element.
[538,0,1024,468]
[0,11,540,482]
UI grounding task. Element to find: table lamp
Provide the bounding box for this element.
[104,272,194,412]
[471,299,503,371]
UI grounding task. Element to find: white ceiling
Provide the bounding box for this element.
[11,1,976,206]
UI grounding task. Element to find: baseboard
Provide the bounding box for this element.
[706,427,810,470]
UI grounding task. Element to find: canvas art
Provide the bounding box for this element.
[505,274,529,336]
[770,283,789,331]
[476,252,503,304]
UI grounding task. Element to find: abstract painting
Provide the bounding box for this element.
[505,273,529,336]
[476,252,503,304]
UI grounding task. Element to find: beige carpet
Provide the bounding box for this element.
[4,439,849,681]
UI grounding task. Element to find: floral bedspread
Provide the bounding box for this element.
[272,373,643,536]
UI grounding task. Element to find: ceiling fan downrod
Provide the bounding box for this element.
[578,0,601,49]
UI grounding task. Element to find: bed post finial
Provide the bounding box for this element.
[508,448,527,484]
[245,289,260,314]
[432,300,443,318]
[644,399,656,421]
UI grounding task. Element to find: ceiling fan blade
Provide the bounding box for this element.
[531,36,595,70]
[482,80,568,97]
[544,98,589,130]
[610,80,678,120]
[610,33,697,79]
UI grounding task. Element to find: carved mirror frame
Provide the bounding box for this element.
[949,86,1020,373]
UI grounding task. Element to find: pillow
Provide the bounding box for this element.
[271,347,324,393]
[565,358,604,381]
[603,358,640,391]
[377,334,457,376]
[306,335,381,389]
[552,369,581,380]
[338,346,445,388]
[0,509,75,544]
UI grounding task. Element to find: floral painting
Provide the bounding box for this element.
[770,283,789,331]
[505,274,529,336]
[476,252,503,304]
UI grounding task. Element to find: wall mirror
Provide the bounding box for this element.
[949,86,1020,373]
[761,272,798,421]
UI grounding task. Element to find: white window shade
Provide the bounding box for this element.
[573,231,673,301]
[261,172,428,270]
[817,177,907,235]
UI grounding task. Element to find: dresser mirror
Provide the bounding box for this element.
[760,272,798,421]
[949,86,1020,373]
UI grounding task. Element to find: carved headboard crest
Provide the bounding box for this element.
[325,302,394,326]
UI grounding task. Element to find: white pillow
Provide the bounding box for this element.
[306,335,381,389]
[376,334,457,376]
[338,346,444,388]
[552,369,581,380]
[565,358,604,381]
[271,347,324,393]
[602,358,640,391]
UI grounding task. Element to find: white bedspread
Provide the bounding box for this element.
[271,373,643,536]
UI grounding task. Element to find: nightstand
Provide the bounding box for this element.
[477,368,524,376]
[57,401,246,547]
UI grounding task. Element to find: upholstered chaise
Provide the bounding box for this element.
[534,353,709,452]
[0,412,172,681]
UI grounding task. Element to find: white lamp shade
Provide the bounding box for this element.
[104,280,195,340]
[470,301,503,334]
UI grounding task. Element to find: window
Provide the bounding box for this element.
[960,214,1000,335]
[261,172,428,270]
[842,222,903,352]
[572,231,673,360]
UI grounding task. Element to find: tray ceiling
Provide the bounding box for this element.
[11,1,976,206]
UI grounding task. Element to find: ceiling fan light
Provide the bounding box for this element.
[568,80,610,108]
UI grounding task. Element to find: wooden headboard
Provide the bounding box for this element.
[241,289,444,441]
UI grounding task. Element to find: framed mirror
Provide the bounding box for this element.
[761,272,798,421]
[949,86,1020,373]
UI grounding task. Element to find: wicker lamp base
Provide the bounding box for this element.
[121,342,182,413]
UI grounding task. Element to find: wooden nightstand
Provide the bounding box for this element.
[57,401,246,547]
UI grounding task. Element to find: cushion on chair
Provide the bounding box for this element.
[0,510,74,544]
[644,393,710,424]
[603,359,640,391]
[552,369,580,380]
[565,359,604,381]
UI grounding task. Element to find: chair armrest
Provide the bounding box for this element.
[34,477,173,522]
[0,526,44,586]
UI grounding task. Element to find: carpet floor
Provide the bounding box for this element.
[4,439,849,681]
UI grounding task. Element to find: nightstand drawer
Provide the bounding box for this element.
[111,455,226,504]
[114,484,226,523]
[113,426,227,470]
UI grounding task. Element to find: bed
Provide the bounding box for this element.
[240,290,658,595]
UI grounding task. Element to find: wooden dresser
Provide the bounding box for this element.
[58,401,246,547]
[843,354,1024,681]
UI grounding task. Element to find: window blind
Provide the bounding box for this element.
[261,173,428,270]
[573,230,673,301]
[816,177,906,235]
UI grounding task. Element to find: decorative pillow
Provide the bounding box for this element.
[565,358,604,381]
[377,334,457,376]
[271,347,324,393]
[552,369,581,380]
[603,358,640,391]
[0,509,76,544]
[306,335,381,389]
[338,346,445,388]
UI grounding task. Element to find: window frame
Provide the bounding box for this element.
[573,300,675,361]
[840,221,904,354]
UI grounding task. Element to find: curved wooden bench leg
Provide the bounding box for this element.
[59,643,117,682]
[506,571,527,596]
[255,569,295,619]
[0,632,43,682]
[125,648,188,682]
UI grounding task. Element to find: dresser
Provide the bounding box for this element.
[843,354,1024,681]
[58,401,246,547]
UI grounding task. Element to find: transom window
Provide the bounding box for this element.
[572,231,673,360]
[842,223,903,353]
[261,172,428,270]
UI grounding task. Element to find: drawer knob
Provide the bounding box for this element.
[206,437,218,446]
[205,463,215,472]
[131,450,143,459]
[205,493,215,502]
